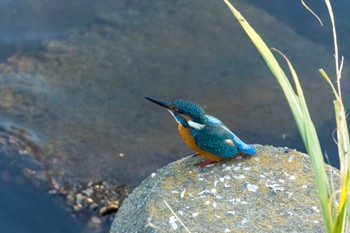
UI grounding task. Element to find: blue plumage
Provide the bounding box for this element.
[191,125,238,158]
[205,115,256,155]
[145,97,256,166]
[190,115,256,158]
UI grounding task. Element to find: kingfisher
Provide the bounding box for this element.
[145,97,256,166]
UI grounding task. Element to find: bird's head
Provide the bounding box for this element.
[145,97,207,129]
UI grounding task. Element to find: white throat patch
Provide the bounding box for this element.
[168,110,205,130]
[167,110,179,123]
[188,120,206,130]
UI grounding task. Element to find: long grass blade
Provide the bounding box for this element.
[301,0,323,26]
[333,169,349,232]
[223,0,334,231]
[164,200,191,233]
[319,69,339,100]
[324,0,350,229]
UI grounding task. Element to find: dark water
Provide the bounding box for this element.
[0,0,349,232]
[0,178,85,233]
[246,0,350,58]
[0,149,85,233]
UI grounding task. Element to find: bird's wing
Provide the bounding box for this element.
[206,115,256,155]
[191,125,238,158]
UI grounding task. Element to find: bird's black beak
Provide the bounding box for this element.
[144,96,173,110]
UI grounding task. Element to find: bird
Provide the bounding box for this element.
[144,97,256,166]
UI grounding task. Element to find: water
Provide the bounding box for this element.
[0,0,349,232]
[0,178,85,233]
[0,149,86,233]
[246,0,350,57]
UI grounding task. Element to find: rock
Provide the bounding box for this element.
[110,145,339,233]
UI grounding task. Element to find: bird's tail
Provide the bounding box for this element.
[239,144,256,155]
[231,134,257,155]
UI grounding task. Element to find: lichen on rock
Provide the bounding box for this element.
[110,144,338,233]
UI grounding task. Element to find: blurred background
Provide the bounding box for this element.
[0,0,348,232]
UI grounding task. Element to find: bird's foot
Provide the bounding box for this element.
[191,152,200,157]
[195,160,216,167]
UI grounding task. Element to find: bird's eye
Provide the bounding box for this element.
[171,105,183,114]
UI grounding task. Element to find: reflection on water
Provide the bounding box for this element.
[0,0,349,232]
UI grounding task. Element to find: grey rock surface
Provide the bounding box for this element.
[110,145,338,233]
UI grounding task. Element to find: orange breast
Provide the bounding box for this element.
[178,124,222,162]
